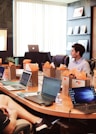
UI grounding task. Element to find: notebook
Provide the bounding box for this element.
[25,76,61,106]
[69,86,96,114]
[3,70,32,91]
[28,45,39,52]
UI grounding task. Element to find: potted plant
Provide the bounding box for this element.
[5,57,15,65]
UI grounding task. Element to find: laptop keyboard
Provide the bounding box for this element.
[76,103,96,114]
[88,103,96,110]
[12,85,23,88]
[37,95,51,101]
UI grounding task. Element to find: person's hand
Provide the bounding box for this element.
[0,107,9,116]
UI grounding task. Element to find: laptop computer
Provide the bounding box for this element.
[69,86,96,114]
[25,76,61,106]
[28,45,39,52]
[0,66,5,80]
[3,70,32,91]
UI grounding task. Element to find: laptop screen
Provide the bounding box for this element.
[42,76,61,97]
[20,71,32,86]
[0,67,4,78]
[69,87,96,105]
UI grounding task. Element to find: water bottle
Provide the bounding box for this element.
[55,93,62,104]
[15,58,19,65]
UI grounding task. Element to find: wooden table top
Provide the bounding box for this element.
[1,85,96,119]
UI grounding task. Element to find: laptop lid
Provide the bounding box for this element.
[69,87,96,106]
[2,70,32,91]
[19,70,32,87]
[28,45,39,52]
[0,67,4,79]
[41,76,61,99]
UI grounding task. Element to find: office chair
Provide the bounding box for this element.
[13,119,33,134]
[56,118,88,134]
[13,123,30,134]
[52,55,69,67]
[87,58,96,75]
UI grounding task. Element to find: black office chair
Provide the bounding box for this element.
[13,119,33,134]
[13,123,30,134]
[56,118,88,134]
[87,58,96,75]
[52,55,69,67]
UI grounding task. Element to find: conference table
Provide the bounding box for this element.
[0,74,96,120]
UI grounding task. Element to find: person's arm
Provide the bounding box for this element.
[2,108,17,134]
[82,61,91,76]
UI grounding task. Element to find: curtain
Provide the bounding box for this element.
[13,0,67,56]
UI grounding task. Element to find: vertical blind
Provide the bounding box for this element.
[13,0,67,56]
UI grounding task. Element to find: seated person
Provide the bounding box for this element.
[68,43,91,76]
[0,94,50,134]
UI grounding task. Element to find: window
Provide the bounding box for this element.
[0,29,7,51]
[13,0,67,56]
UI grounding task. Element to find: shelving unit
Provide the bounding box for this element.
[66,4,91,60]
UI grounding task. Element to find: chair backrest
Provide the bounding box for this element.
[87,58,96,75]
[13,123,30,134]
[13,119,33,134]
[52,55,69,67]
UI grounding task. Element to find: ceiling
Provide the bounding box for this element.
[43,0,80,4]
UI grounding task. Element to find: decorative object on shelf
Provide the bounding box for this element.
[73,25,80,34]
[78,39,89,52]
[67,27,73,35]
[80,25,87,34]
[73,7,84,17]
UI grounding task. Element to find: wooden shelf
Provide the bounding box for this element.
[68,16,91,21]
[66,3,91,60]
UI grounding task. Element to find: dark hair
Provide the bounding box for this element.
[72,43,85,57]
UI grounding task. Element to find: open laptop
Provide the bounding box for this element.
[28,44,39,52]
[69,86,96,114]
[3,70,32,91]
[0,66,5,80]
[25,76,61,106]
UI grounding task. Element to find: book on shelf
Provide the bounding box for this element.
[80,25,87,34]
[73,7,84,17]
[67,27,73,35]
[73,26,80,34]
[78,39,89,51]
